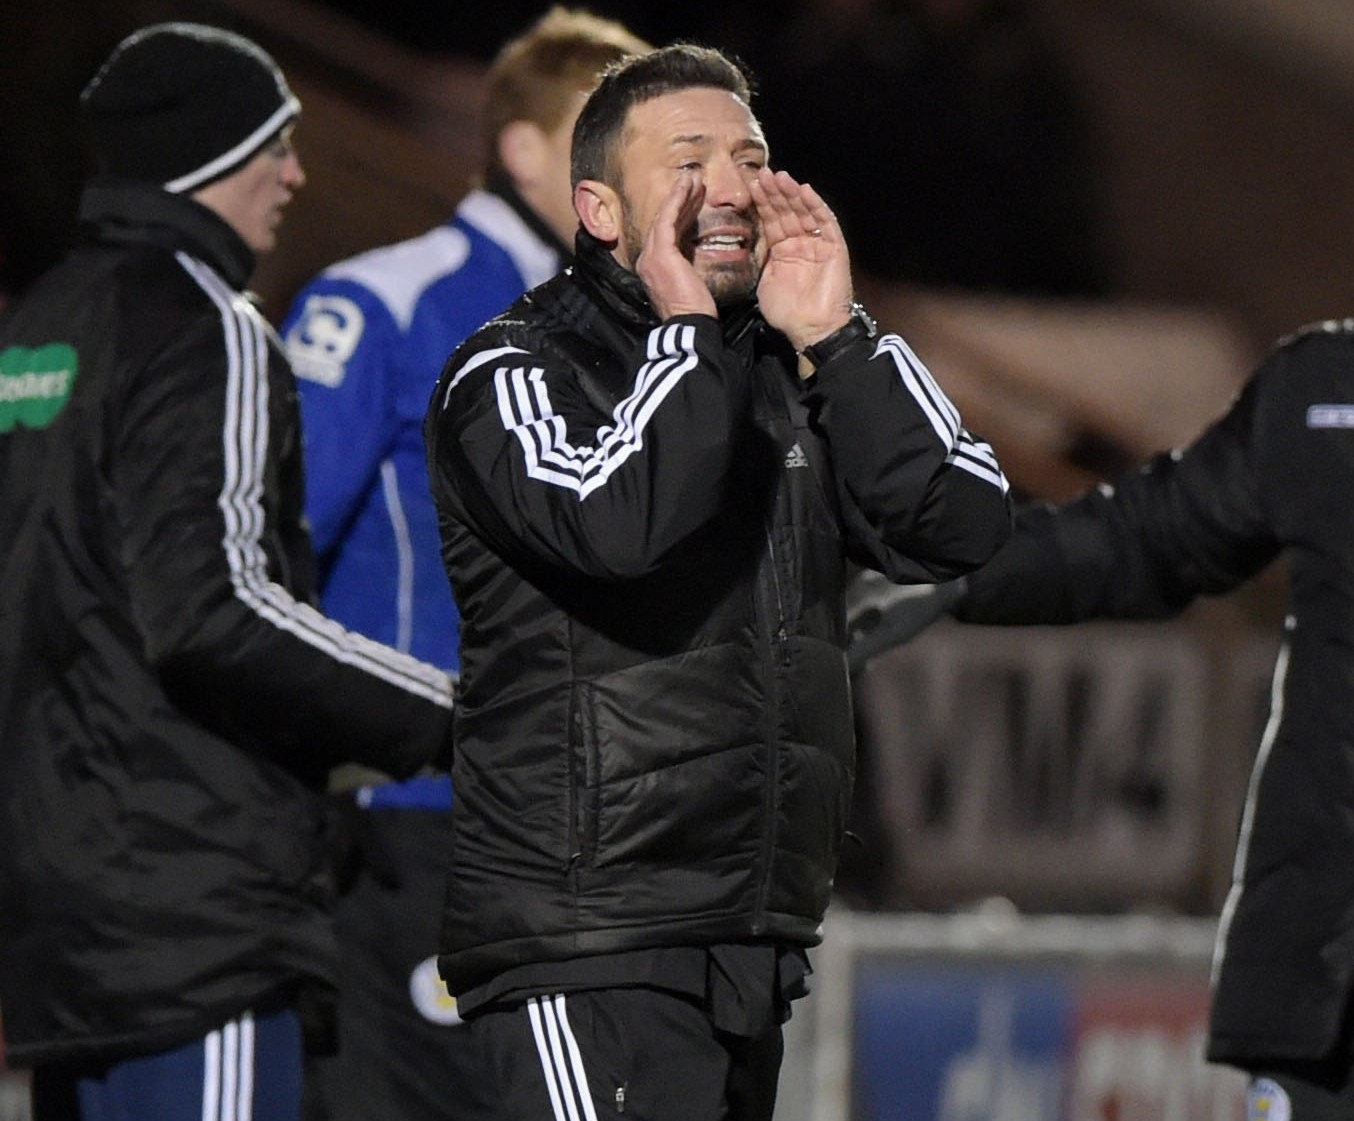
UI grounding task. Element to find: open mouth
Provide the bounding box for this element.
[693,231,752,255]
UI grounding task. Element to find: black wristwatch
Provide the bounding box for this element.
[796,302,878,379]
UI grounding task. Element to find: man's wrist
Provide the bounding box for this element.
[795,302,878,379]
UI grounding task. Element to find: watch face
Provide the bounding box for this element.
[801,303,878,374]
[851,302,878,338]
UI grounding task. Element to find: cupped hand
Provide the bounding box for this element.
[635,173,718,321]
[750,168,855,351]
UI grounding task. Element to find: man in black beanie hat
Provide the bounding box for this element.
[81,22,301,194]
[0,22,455,1121]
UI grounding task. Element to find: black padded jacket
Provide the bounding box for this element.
[956,319,1354,1067]
[424,232,1010,994]
[0,182,454,1066]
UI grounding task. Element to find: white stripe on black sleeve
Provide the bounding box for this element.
[950,432,1010,493]
[176,253,453,708]
[485,323,700,499]
[877,334,960,447]
[443,344,532,409]
[876,334,1009,492]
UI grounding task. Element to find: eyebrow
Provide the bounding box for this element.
[670,134,767,155]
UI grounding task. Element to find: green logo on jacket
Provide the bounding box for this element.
[0,343,78,433]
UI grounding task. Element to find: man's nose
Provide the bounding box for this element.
[704,158,750,209]
[284,153,306,189]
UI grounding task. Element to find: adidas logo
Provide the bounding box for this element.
[784,441,808,469]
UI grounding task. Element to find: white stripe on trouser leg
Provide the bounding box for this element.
[527,995,599,1121]
[222,1019,239,1121]
[202,1027,222,1121]
[202,1014,255,1121]
[527,999,570,1121]
[237,1013,256,1121]
[551,996,599,1121]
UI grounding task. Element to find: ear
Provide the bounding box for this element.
[497,121,546,187]
[574,179,621,244]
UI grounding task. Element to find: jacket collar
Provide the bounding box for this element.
[570,228,762,352]
[77,178,257,290]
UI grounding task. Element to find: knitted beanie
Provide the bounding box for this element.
[80,22,301,194]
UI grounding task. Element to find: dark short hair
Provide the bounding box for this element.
[570,43,753,189]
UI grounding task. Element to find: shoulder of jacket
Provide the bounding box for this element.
[1256,319,1354,394]
[432,288,595,415]
[1232,319,1354,436]
[313,226,477,331]
[152,252,263,350]
[440,316,530,377]
[115,242,215,305]
[1274,317,1354,352]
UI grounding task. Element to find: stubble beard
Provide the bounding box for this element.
[622,209,760,312]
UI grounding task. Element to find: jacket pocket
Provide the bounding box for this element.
[570,679,600,869]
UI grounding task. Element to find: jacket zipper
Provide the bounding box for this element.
[753,527,788,923]
[764,528,791,667]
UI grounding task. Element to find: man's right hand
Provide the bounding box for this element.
[635,173,718,321]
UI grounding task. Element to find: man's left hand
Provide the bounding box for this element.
[750,168,855,352]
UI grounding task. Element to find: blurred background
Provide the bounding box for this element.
[4,0,1353,1117]
[9,0,1354,352]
